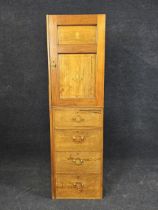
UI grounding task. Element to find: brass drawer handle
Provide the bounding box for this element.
[72,135,85,143]
[68,155,97,165]
[72,158,84,165]
[73,182,84,192]
[72,115,84,122]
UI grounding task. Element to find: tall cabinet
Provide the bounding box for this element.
[46,14,106,199]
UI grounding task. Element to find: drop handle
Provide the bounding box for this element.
[72,115,84,122]
[73,182,84,192]
[72,135,85,143]
[72,158,84,166]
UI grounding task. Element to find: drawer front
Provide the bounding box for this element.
[54,129,102,151]
[54,108,103,128]
[55,152,102,174]
[56,174,102,199]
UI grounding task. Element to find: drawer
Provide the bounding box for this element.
[55,152,102,174]
[58,26,97,45]
[54,129,102,151]
[53,108,103,128]
[56,174,102,199]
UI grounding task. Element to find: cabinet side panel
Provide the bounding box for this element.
[46,15,51,109]
[96,14,106,106]
[46,15,56,199]
[48,15,58,105]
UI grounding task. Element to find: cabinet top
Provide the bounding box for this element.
[46,14,106,16]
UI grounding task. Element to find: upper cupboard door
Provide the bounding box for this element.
[47,14,106,106]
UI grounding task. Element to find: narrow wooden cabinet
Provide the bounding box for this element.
[46,14,106,199]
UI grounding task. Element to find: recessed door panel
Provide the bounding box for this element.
[59,54,96,99]
[58,26,97,44]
